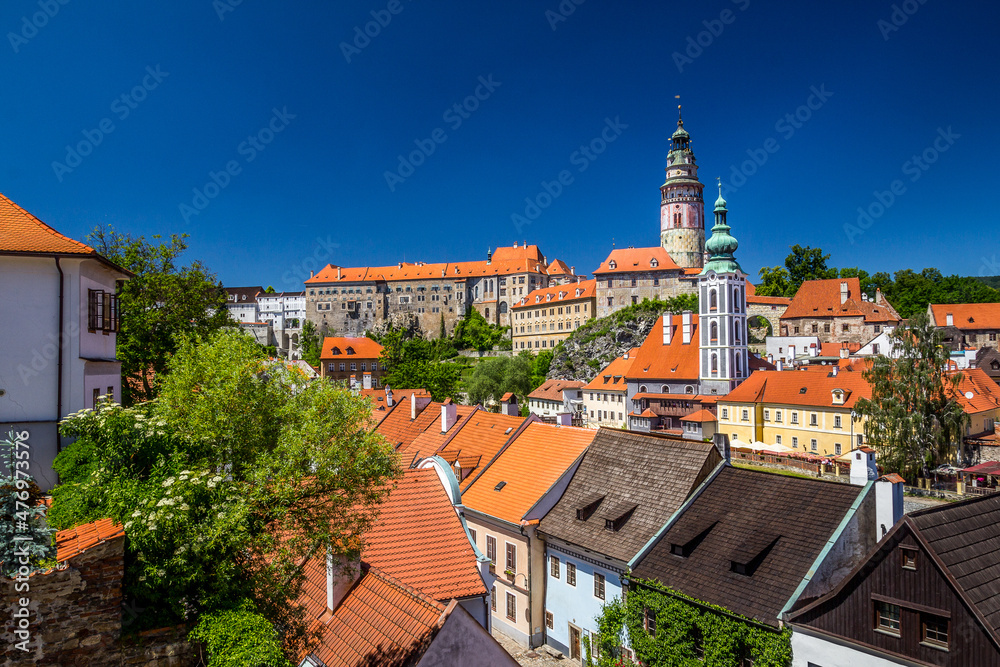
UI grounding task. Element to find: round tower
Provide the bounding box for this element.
[660,106,705,270]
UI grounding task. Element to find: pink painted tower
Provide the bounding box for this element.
[660,106,706,270]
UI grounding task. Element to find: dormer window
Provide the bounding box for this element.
[730,534,780,577]
[576,494,605,521]
[650,258,658,268]
[494,481,507,492]
[346,347,355,355]
[331,347,341,355]
[608,260,617,270]
[832,389,845,405]
[601,503,638,532]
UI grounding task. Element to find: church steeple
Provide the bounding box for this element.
[701,181,742,275]
[660,103,705,270]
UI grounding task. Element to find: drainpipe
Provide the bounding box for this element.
[55,257,64,455]
[520,523,535,648]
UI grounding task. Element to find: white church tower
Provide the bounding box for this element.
[698,183,748,395]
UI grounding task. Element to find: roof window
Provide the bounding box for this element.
[576,493,605,521]
[494,481,507,492]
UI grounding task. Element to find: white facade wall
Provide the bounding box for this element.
[792,628,916,667]
[584,390,626,428]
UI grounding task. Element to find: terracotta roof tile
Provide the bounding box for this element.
[592,247,681,275]
[931,303,1000,330]
[376,395,442,452]
[747,295,791,306]
[528,379,586,401]
[0,193,98,255]
[55,518,125,563]
[462,421,595,524]
[583,349,641,391]
[546,258,574,275]
[365,469,487,601]
[626,314,700,382]
[681,409,717,423]
[514,279,596,309]
[321,337,384,359]
[723,366,871,409]
[781,278,901,324]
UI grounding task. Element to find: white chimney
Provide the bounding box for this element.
[831,366,838,377]
[946,313,954,326]
[840,343,850,359]
[663,315,673,345]
[789,345,796,361]
[326,549,362,612]
[556,413,573,427]
[362,373,372,390]
[682,311,693,344]
[840,281,849,305]
[875,288,884,304]
[385,385,394,407]
[850,448,878,486]
[411,393,418,420]
[441,399,457,432]
[777,360,784,372]
[310,270,314,278]
[875,474,904,540]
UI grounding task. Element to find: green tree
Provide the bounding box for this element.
[51,329,398,658]
[300,320,323,368]
[465,355,533,408]
[530,350,553,389]
[854,312,970,479]
[379,330,461,401]
[1,431,56,578]
[755,266,791,297]
[264,286,276,293]
[453,309,508,351]
[784,244,836,295]
[87,227,232,405]
[880,268,1000,319]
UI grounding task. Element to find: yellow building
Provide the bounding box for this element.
[512,279,596,353]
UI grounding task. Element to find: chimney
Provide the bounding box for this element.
[777,360,784,371]
[663,315,673,345]
[337,267,342,280]
[500,392,519,416]
[362,372,371,390]
[310,270,314,278]
[946,313,954,326]
[850,448,878,486]
[840,343,850,359]
[682,310,693,344]
[713,432,731,463]
[441,399,457,432]
[411,393,418,420]
[385,385,394,407]
[326,549,362,612]
[840,281,849,305]
[789,345,796,362]
[831,366,839,377]
[875,288,884,304]
[556,413,573,427]
[767,354,773,364]
[875,474,904,540]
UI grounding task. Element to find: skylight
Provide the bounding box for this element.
[494,481,507,491]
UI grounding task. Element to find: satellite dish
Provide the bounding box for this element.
[965,391,975,400]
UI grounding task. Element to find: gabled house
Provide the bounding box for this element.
[788,492,1000,667]
[461,422,596,647]
[319,336,385,386]
[623,450,897,666]
[928,302,1000,351]
[536,429,723,659]
[526,380,585,423]
[0,193,131,490]
[779,278,901,344]
[583,348,638,429]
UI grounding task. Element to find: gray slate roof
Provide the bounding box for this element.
[537,429,721,563]
[632,466,864,626]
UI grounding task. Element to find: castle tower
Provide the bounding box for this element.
[698,184,748,396]
[660,106,705,269]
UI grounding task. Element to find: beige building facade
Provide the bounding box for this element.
[511,279,596,352]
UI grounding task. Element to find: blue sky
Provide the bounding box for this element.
[2,0,997,290]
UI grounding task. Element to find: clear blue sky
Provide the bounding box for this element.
[2,0,997,290]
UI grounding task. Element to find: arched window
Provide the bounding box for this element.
[639,385,647,393]
[710,321,718,343]
[734,322,741,345]
[499,301,508,314]
[735,354,743,377]
[711,354,718,375]
[685,385,694,394]
[734,288,742,312]
[661,385,669,394]
[709,289,718,311]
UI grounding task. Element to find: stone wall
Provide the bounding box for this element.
[2,535,123,666]
[594,271,697,319]
[120,626,199,667]
[780,316,884,346]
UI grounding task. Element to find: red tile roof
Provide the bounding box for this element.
[546,258,574,276]
[626,314,700,382]
[723,366,872,409]
[747,295,791,306]
[300,561,449,667]
[0,193,98,255]
[513,279,596,309]
[462,421,594,524]
[930,303,1000,330]
[528,379,586,402]
[781,278,901,323]
[951,368,1000,414]
[376,395,441,453]
[397,404,486,467]
[583,349,640,391]
[680,409,717,423]
[55,518,124,563]
[592,247,681,274]
[321,337,384,360]
[365,469,486,602]
[819,342,861,357]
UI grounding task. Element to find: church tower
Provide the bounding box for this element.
[698,184,748,396]
[660,106,705,269]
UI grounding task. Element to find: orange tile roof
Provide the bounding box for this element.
[376,395,441,453]
[528,379,586,401]
[722,366,871,409]
[681,409,717,423]
[781,278,901,323]
[361,388,432,424]
[305,250,553,286]
[951,368,1000,414]
[55,518,124,563]
[0,193,97,255]
[513,278,596,309]
[300,560,449,667]
[626,314,700,381]
[819,342,861,357]
[931,303,1000,331]
[592,247,681,275]
[398,404,482,464]
[747,295,791,306]
[491,243,546,264]
[321,337,384,360]
[546,258,573,275]
[462,421,594,524]
[365,469,486,601]
[583,349,641,391]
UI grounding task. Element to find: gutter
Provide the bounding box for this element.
[627,458,728,570]
[779,480,874,622]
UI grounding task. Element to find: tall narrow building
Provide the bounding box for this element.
[660,107,705,270]
[698,186,748,395]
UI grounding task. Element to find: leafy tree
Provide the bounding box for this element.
[453,308,508,351]
[188,600,291,667]
[1,431,56,578]
[880,268,1000,319]
[530,350,553,389]
[439,313,447,339]
[378,330,461,401]
[300,320,323,368]
[465,355,533,408]
[854,312,970,479]
[87,227,232,405]
[264,286,276,293]
[50,329,398,657]
[755,266,791,297]
[784,244,836,293]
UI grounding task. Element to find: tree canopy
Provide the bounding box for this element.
[87,227,232,405]
[50,329,398,660]
[854,312,969,479]
[375,329,461,401]
[465,354,534,409]
[452,308,509,351]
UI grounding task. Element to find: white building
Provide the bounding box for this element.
[258,291,305,359]
[582,349,637,429]
[0,194,130,490]
[526,380,585,423]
